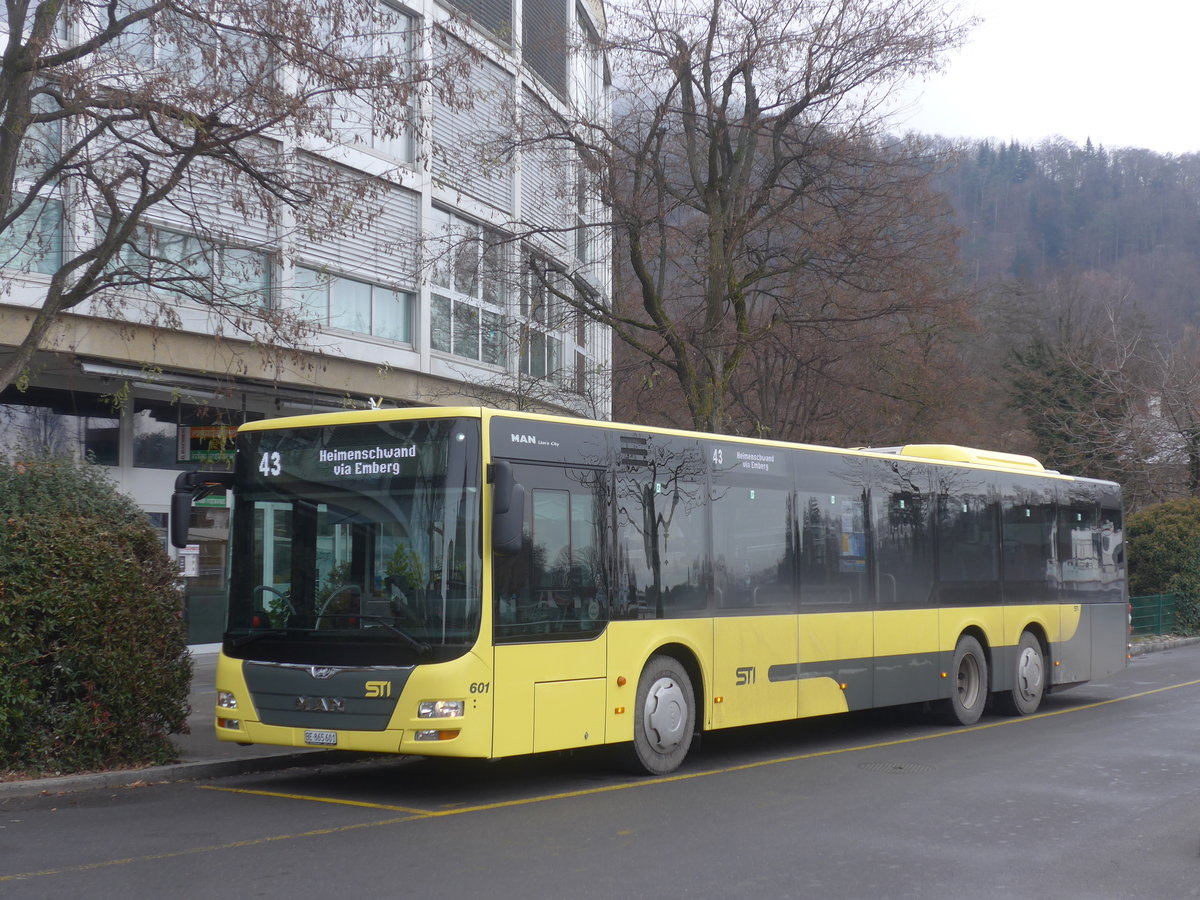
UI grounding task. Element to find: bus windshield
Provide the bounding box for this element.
[225,417,483,667]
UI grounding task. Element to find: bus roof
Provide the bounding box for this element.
[237,408,1056,478]
[868,444,1047,473]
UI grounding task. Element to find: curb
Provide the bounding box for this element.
[0,750,367,802]
[1130,635,1200,656]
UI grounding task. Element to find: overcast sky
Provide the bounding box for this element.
[894,0,1199,155]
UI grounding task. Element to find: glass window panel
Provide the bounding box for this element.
[453,231,479,297]
[133,399,249,470]
[613,435,708,620]
[1000,476,1058,604]
[371,6,415,161]
[111,0,156,64]
[157,230,212,298]
[481,230,505,304]
[429,208,453,289]
[528,329,546,377]
[431,293,452,352]
[0,386,118,463]
[111,222,154,285]
[294,266,329,322]
[533,490,571,588]
[328,275,372,333]
[372,287,411,342]
[494,464,609,642]
[547,335,562,381]
[874,462,933,606]
[0,197,62,274]
[712,485,793,612]
[481,308,505,365]
[453,301,481,359]
[795,454,869,609]
[935,472,1001,605]
[223,247,271,307]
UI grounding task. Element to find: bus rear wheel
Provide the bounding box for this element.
[625,655,695,775]
[995,631,1045,716]
[944,635,988,726]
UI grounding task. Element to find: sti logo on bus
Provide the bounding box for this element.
[735,666,756,686]
[365,681,391,698]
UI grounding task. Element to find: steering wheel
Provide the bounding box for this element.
[316,584,361,621]
[253,584,295,614]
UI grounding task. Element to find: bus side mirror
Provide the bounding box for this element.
[490,461,525,556]
[171,489,194,549]
[171,470,235,549]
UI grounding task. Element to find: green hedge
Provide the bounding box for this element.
[0,456,191,776]
[1127,499,1200,634]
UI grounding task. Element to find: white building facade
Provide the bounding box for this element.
[0,0,611,641]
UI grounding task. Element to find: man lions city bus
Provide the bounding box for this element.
[172,407,1128,775]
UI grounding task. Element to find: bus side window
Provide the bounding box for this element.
[873,463,933,607]
[494,465,609,641]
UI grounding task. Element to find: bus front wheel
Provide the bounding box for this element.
[945,635,988,726]
[995,631,1045,716]
[625,655,695,775]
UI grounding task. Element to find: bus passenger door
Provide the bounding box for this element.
[491,462,610,757]
[873,464,939,708]
[710,477,798,729]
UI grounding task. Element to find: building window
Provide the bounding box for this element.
[520,258,579,387]
[296,266,413,343]
[441,0,513,44]
[429,208,508,365]
[339,2,417,162]
[524,0,568,97]
[0,196,62,275]
[0,386,119,465]
[110,0,275,95]
[572,8,605,120]
[133,398,258,470]
[2,92,63,275]
[113,224,272,307]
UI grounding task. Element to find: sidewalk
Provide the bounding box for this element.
[3,636,1199,801]
[0,646,346,802]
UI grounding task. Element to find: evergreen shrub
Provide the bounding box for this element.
[1127,498,1200,634]
[0,454,191,776]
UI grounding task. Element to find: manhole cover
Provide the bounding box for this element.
[857,761,934,775]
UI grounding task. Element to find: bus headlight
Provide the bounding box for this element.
[217,691,238,710]
[418,700,464,718]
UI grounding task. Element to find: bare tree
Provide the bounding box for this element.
[1147,328,1200,501]
[1004,272,1161,499]
[510,0,975,434]
[0,0,473,393]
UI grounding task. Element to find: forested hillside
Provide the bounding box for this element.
[930,139,1200,507]
[941,139,1200,332]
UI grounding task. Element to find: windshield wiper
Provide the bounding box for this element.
[355,615,431,655]
[228,629,288,650]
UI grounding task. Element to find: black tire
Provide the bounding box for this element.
[624,654,695,775]
[945,635,988,725]
[995,631,1046,716]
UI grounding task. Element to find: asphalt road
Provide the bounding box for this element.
[3,645,1199,900]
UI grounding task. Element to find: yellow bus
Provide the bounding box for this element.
[171,407,1129,775]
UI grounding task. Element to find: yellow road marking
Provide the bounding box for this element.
[4,675,1198,883]
[197,785,434,814]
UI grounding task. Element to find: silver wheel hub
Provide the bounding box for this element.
[1015,646,1044,701]
[643,676,687,753]
[956,654,981,708]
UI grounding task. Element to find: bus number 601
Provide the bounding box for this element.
[469,682,490,694]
